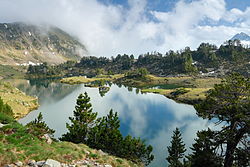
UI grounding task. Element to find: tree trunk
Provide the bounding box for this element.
[224,127,246,167]
[224,141,237,167]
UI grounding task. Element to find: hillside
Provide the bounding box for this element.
[0,115,140,167]
[0,22,87,65]
[0,82,38,119]
[27,40,250,79]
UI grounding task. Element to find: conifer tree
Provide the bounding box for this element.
[195,73,250,167]
[60,92,154,165]
[87,109,123,153]
[167,128,186,167]
[60,92,97,143]
[26,112,55,137]
[188,129,223,167]
[121,135,154,166]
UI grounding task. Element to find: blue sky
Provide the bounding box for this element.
[98,0,250,11]
[0,0,250,57]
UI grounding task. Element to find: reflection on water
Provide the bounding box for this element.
[16,80,215,167]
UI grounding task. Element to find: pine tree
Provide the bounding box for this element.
[167,128,186,167]
[26,112,55,137]
[59,92,154,165]
[60,92,97,143]
[87,109,123,153]
[188,129,223,167]
[195,73,250,167]
[87,110,154,166]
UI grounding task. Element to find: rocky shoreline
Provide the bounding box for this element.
[5,158,113,167]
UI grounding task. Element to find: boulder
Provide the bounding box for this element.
[98,150,106,156]
[104,165,112,167]
[36,161,45,167]
[75,160,89,166]
[42,159,61,167]
[42,134,52,144]
[0,123,7,128]
[15,161,23,167]
[27,160,36,166]
[3,164,16,167]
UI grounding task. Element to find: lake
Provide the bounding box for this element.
[14,79,215,167]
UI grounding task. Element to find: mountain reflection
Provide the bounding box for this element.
[18,81,216,167]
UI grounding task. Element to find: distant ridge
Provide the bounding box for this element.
[0,22,88,65]
[231,32,250,41]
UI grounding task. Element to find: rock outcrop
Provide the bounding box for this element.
[4,158,114,167]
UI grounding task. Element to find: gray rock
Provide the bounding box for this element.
[15,161,23,167]
[27,160,36,166]
[67,165,75,167]
[0,123,7,128]
[98,150,106,156]
[60,163,68,167]
[42,134,52,144]
[104,165,112,167]
[75,160,89,166]
[4,165,15,167]
[42,159,61,167]
[36,161,45,167]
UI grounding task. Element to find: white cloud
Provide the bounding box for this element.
[0,0,249,57]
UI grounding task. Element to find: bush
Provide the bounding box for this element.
[0,97,14,118]
[0,112,15,124]
[125,68,149,79]
[170,88,189,97]
[26,112,55,137]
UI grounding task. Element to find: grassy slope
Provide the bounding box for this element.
[0,65,27,79]
[60,74,124,84]
[141,76,221,104]
[0,82,39,119]
[0,119,140,167]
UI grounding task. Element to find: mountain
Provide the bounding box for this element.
[231,32,250,46]
[231,32,250,41]
[0,22,87,65]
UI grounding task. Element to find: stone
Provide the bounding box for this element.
[27,160,36,166]
[15,161,23,167]
[42,159,61,167]
[0,123,7,128]
[98,150,106,156]
[60,163,68,167]
[4,165,15,167]
[68,164,76,167]
[104,165,112,167]
[42,134,53,144]
[36,161,45,167]
[76,160,89,166]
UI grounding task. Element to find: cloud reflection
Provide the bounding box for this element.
[19,82,215,167]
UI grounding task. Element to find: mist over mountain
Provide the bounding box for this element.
[0,22,87,65]
[1,0,250,57]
